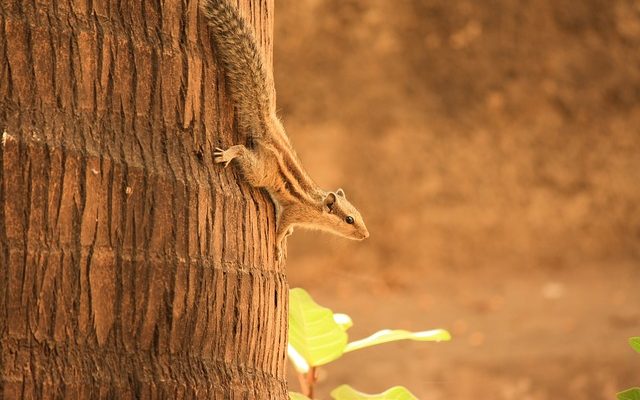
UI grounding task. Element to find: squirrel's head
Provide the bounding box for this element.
[322,188,369,240]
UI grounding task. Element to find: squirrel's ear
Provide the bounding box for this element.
[323,192,337,212]
[336,188,346,198]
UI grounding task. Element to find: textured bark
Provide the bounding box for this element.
[0,0,287,399]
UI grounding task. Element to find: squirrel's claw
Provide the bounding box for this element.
[213,147,232,168]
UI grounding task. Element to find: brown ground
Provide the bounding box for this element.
[273,1,640,398]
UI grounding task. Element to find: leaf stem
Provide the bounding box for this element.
[297,367,317,398]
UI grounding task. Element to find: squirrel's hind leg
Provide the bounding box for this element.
[214,145,268,187]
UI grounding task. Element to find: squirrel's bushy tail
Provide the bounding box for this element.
[201,0,274,133]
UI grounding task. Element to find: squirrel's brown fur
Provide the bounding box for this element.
[202,0,368,260]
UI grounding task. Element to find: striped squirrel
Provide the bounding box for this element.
[202,0,369,260]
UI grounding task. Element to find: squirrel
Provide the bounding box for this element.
[201,0,369,260]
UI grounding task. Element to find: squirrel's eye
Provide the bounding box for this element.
[345,216,355,224]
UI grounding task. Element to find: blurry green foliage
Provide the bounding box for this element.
[616,337,640,400]
[288,288,450,399]
[617,388,640,400]
[330,384,418,400]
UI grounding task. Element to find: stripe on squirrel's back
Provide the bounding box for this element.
[261,131,319,201]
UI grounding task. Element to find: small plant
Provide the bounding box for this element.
[616,337,640,400]
[288,288,451,399]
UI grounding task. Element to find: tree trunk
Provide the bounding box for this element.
[0,0,287,398]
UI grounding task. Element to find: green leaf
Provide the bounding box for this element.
[344,328,451,353]
[330,384,418,400]
[289,288,348,367]
[629,337,640,354]
[617,388,640,400]
[289,392,312,400]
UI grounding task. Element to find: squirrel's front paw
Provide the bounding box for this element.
[214,147,233,168]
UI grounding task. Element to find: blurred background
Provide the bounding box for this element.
[273,0,640,398]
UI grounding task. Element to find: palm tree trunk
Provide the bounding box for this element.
[0,0,287,398]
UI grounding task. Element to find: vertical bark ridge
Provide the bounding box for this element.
[0,0,287,398]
